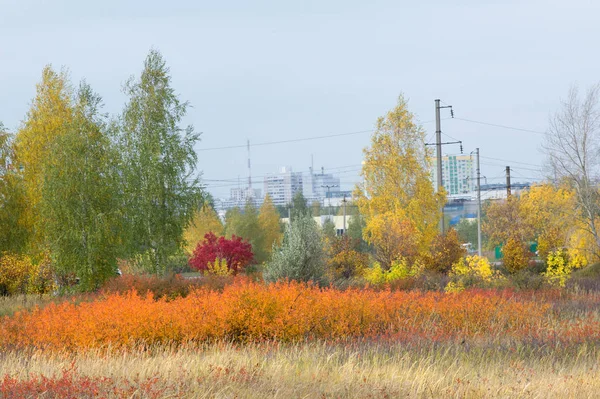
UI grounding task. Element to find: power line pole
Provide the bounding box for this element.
[434,99,454,234]
[435,99,444,234]
[342,194,347,235]
[321,184,338,221]
[506,166,511,198]
[476,148,482,257]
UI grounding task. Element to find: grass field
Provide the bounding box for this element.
[2,279,600,398]
[2,342,599,398]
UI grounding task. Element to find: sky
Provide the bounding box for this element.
[1,0,598,199]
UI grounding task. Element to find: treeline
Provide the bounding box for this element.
[0,50,202,291]
[2,58,599,294]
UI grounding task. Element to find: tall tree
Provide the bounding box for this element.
[183,204,224,255]
[40,82,122,289]
[519,184,578,260]
[0,124,28,253]
[15,66,74,253]
[346,206,369,252]
[291,191,309,220]
[225,200,265,263]
[119,49,202,274]
[543,84,600,259]
[355,95,444,269]
[258,195,283,262]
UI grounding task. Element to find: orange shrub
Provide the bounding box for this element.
[0,280,561,352]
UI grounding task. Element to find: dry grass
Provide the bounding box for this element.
[2,341,600,398]
[0,294,57,317]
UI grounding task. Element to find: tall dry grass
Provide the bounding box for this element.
[2,342,600,398]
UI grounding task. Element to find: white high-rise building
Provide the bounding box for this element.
[430,155,475,196]
[263,166,303,206]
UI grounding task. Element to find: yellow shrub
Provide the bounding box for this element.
[450,255,493,281]
[446,255,501,292]
[0,253,54,295]
[206,258,232,276]
[544,249,585,287]
[364,258,419,285]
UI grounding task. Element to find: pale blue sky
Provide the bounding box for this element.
[1,0,598,198]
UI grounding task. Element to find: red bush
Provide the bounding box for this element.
[189,232,253,274]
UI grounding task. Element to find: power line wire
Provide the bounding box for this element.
[197,118,447,152]
[452,117,547,136]
[480,156,542,168]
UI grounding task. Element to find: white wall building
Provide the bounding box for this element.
[430,154,475,197]
[264,166,303,206]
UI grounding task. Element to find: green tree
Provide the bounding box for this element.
[455,218,478,246]
[291,191,309,220]
[322,218,337,240]
[0,124,28,254]
[355,95,444,269]
[346,207,368,251]
[15,66,74,253]
[264,212,325,284]
[258,195,283,263]
[40,82,122,289]
[225,200,265,264]
[119,49,202,274]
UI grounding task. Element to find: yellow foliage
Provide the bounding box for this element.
[14,66,74,253]
[0,253,55,295]
[258,195,283,261]
[544,249,586,287]
[183,204,223,255]
[502,237,531,273]
[364,258,419,285]
[356,96,444,268]
[520,184,577,259]
[446,255,501,293]
[450,255,494,281]
[206,258,232,276]
[363,214,420,269]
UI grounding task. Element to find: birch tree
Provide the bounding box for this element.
[40,82,121,289]
[543,84,600,259]
[119,49,202,273]
[355,95,444,269]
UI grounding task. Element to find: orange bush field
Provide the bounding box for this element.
[3,278,589,352]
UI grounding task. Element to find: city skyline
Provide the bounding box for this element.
[3,0,599,200]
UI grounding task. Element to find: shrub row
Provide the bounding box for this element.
[0,279,567,352]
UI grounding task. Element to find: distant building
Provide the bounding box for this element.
[230,187,262,205]
[302,167,341,205]
[216,166,346,210]
[263,166,303,207]
[215,187,262,211]
[281,215,354,236]
[430,155,475,197]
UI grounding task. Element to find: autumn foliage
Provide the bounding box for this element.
[189,232,253,274]
[0,279,576,352]
[424,229,466,274]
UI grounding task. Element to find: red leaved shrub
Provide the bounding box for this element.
[189,232,254,274]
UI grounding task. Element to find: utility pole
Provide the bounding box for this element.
[342,194,347,235]
[476,148,482,257]
[506,166,511,198]
[434,99,454,234]
[321,184,338,221]
[435,99,444,234]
